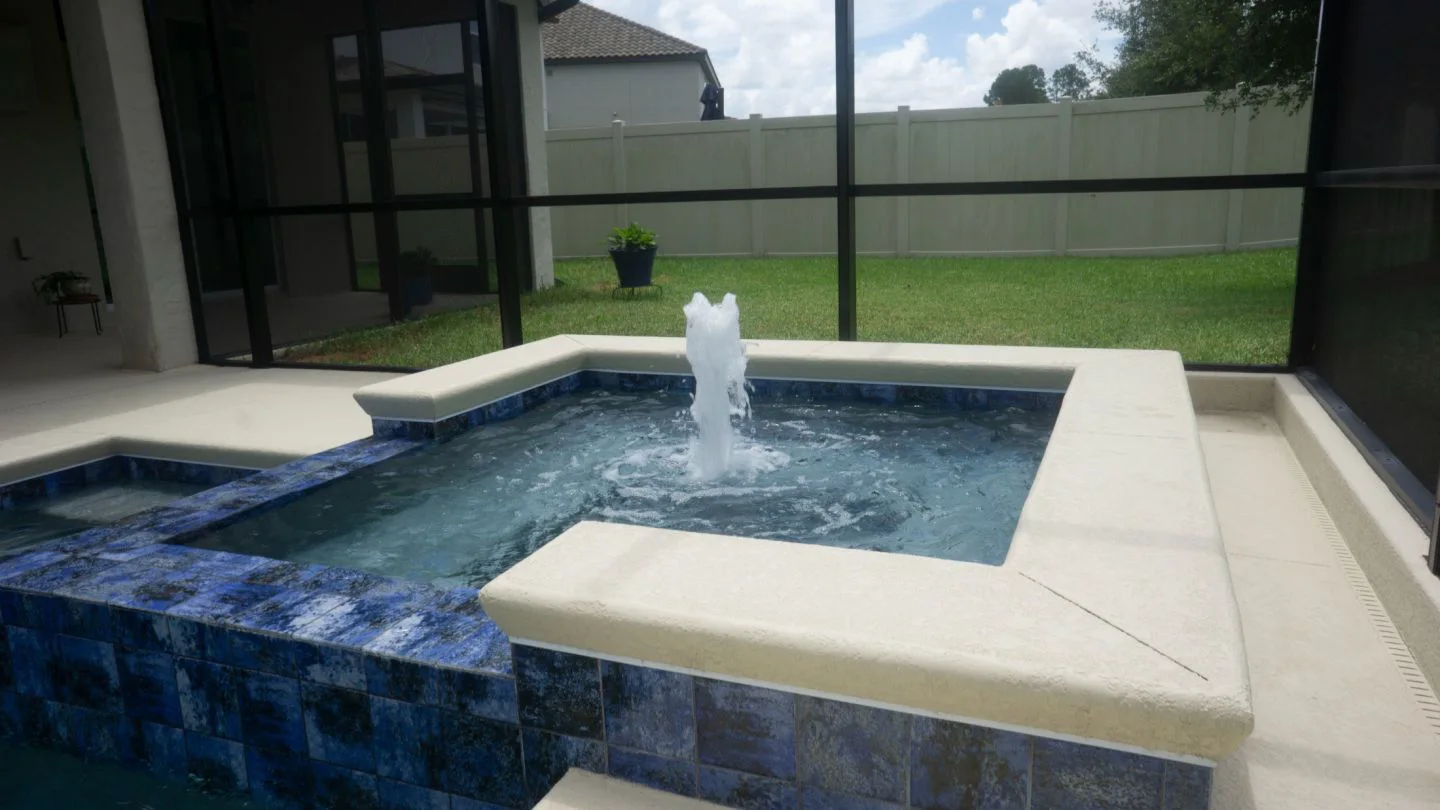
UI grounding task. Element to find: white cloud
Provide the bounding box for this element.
[856,34,969,113]
[585,0,1111,117]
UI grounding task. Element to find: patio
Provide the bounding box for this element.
[1,331,1438,808]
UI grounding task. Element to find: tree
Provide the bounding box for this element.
[1078,0,1320,112]
[1047,63,1093,100]
[983,65,1049,106]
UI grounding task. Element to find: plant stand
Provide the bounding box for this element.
[53,294,103,337]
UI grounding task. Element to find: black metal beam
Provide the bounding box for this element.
[1288,0,1348,369]
[142,0,211,362]
[203,0,272,366]
[476,0,524,348]
[835,0,857,340]
[461,15,495,295]
[360,0,405,322]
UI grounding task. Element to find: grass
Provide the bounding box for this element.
[288,250,1297,368]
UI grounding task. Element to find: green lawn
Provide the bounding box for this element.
[291,250,1297,368]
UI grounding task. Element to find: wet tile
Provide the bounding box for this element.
[1031,738,1165,810]
[298,595,424,650]
[798,786,903,809]
[176,659,242,740]
[185,730,248,793]
[243,560,329,589]
[247,743,314,810]
[0,626,10,692]
[1163,761,1213,810]
[6,555,113,595]
[313,761,379,810]
[117,647,181,727]
[52,633,121,712]
[515,645,602,738]
[442,713,526,806]
[0,550,68,583]
[698,767,798,810]
[240,671,305,754]
[522,727,605,802]
[211,627,297,677]
[909,716,1030,810]
[450,794,516,810]
[168,581,285,623]
[301,681,374,771]
[108,569,221,613]
[6,627,54,698]
[49,701,122,760]
[695,678,796,780]
[400,613,508,672]
[0,588,21,624]
[233,589,348,636]
[602,661,695,759]
[797,696,909,803]
[112,608,204,657]
[295,641,367,690]
[371,696,445,788]
[141,720,187,780]
[440,667,518,723]
[609,747,697,796]
[41,597,111,641]
[365,654,439,704]
[378,777,450,810]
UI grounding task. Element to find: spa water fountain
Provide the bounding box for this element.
[682,292,751,481]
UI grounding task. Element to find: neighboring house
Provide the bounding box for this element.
[541,2,722,129]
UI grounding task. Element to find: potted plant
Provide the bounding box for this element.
[607,222,658,289]
[398,246,436,307]
[32,271,91,302]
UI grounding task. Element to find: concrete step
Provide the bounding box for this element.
[536,770,726,810]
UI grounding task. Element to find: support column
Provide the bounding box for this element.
[611,119,628,227]
[895,105,910,257]
[1054,98,1073,257]
[1225,108,1252,252]
[749,113,764,257]
[60,0,196,370]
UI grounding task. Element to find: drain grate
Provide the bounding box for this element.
[1284,449,1440,735]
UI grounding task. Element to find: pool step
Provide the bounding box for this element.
[536,770,726,810]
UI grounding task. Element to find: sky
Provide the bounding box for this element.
[588,0,1121,117]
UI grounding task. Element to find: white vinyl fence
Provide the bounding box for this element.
[546,92,1310,260]
[350,92,1310,263]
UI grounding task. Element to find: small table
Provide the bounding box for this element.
[53,293,103,337]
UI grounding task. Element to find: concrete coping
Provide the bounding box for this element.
[354,336,1253,762]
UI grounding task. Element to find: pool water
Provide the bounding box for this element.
[190,389,1055,588]
[0,480,208,554]
[0,742,276,809]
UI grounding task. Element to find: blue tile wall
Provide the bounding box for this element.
[0,455,253,514]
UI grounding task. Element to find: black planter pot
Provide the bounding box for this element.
[610,246,657,288]
[403,271,434,307]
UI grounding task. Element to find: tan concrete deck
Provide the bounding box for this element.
[0,332,397,476]
[1202,410,1440,809]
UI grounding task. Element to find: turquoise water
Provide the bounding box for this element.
[0,480,207,555]
[191,389,1054,587]
[0,742,275,809]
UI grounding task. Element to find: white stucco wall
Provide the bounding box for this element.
[0,0,103,335]
[545,60,705,129]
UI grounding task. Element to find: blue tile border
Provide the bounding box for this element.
[0,456,254,513]
[370,370,1065,441]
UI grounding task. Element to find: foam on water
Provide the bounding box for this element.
[683,292,754,480]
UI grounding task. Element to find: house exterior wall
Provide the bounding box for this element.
[0,0,103,336]
[544,60,705,129]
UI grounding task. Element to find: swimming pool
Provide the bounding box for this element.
[189,385,1056,586]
